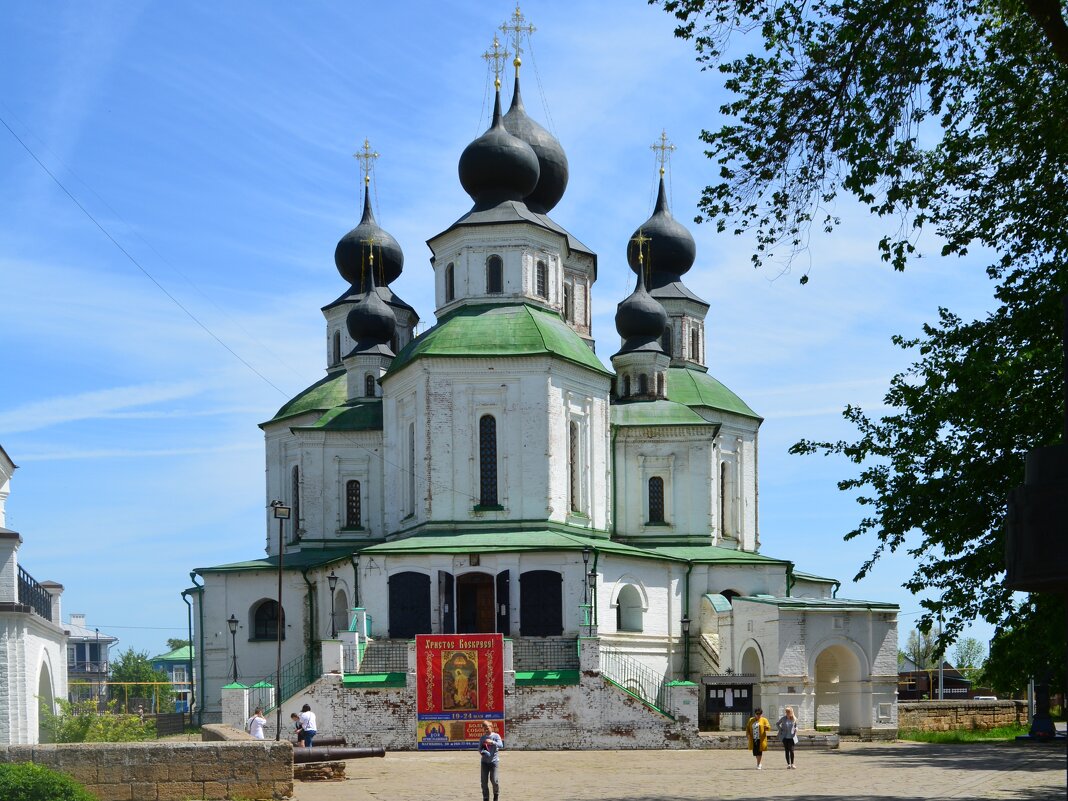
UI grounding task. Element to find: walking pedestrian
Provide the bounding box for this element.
[478,720,503,801]
[776,706,798,768]
[746,707,771,769]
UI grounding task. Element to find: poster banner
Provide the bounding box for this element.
[415,634,505,750]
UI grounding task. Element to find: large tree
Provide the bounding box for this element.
[657,0,1068,685]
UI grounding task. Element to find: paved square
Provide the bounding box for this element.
[292,741,1066,801]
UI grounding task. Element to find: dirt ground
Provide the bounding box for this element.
[290,740,1067,801]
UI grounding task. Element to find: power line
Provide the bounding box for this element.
[0,112,291,398]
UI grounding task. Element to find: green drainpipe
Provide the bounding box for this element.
[683,561,693,678]
[187,571,206,726]
[786,563,795,597]
[180,588,196,718]
[591,549,600,628]
[832,580,841,598]
[301,568,317,664]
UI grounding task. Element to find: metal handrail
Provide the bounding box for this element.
[250,650,322,713]
[18,566,52,620]
[600,645,671,716]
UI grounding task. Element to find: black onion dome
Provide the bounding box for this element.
[626,176,696,281]
[459,88,540,209]
[334,185,404,290]
[345,265,396,353]
[615,266,668,354]
[502,75,568,214]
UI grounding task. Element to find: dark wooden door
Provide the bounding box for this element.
[388,572,431,638]
[519,570,563,636]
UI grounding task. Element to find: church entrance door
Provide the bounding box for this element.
[388,572,431,638]
[456,572,495,633]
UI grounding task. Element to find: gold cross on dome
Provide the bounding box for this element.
[650,129,676,176]
[631,229,652,270]
[482,35,509,89]
[353,138,379,186]
[500,4,535,73]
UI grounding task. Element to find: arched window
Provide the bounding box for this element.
[648,476,665,523]
[690,328,700,361]
[535,260,548,298]
[445,262,455,303]
[345,480,361,528]
[568,420,579,513]
[291,466,301,541]
[622,375,631,397]
[656,373,665,397]
[332,331,341,365]
[408,423,416,516]
[253,600,285,640]
[661,325,673,356]
[486,255,503,294]
[616,584,644,632]
[638,374,649,395]
[479,415,498,506]
[365,374,376,398]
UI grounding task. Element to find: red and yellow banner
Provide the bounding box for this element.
[415,634,504,750]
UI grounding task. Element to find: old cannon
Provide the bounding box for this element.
[292,736,347,748]
[293,746,385,764]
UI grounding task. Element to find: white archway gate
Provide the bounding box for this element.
[814,644,865,733]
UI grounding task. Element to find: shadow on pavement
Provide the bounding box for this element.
[837,742,1067,772]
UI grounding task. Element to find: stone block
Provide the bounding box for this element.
[95,783,133,801]
[156,781,203,801]
[227,780,277,799]
[201,780,229,799]
[129,781,158,800]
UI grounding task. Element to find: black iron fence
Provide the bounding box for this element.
[512,637,579,671]
[18,566,52,620]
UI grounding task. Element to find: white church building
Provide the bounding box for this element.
[189,28,898,745]
[0,445,68,745]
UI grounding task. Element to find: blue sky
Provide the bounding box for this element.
[1,2,1000,659]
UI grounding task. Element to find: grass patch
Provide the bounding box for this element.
[898,724,1029,743]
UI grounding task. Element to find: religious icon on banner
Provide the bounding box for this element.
[442,651,478,710]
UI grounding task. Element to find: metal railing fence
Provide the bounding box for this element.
[250,650,322,713]
[599,645,670,716]
[18,566,52,620]
[511,637,579,671]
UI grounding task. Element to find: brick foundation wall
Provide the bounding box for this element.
[898,700,1027,732]
[0,736,293,800]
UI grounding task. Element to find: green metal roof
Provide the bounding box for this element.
[295,400,383,432]
[150,645,194,662]
[361,529,665,560]
[792,570,840,585]
[264,371,347,426]
[667,367,761,420]
[611,399,717,428]
[738,595,899,611]
[640,543,790,565]
[386,304,611,377]
[193,546,355,575]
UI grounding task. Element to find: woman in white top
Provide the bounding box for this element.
[247,707,267,740]
[776,706,799,768]
[298,704,318,747]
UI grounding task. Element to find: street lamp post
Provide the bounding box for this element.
[270,500,291,741]
[328,571,338,639]
[227,614,239,683]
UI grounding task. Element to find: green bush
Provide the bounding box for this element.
[0,762,97,801]
[40,698,155,743]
